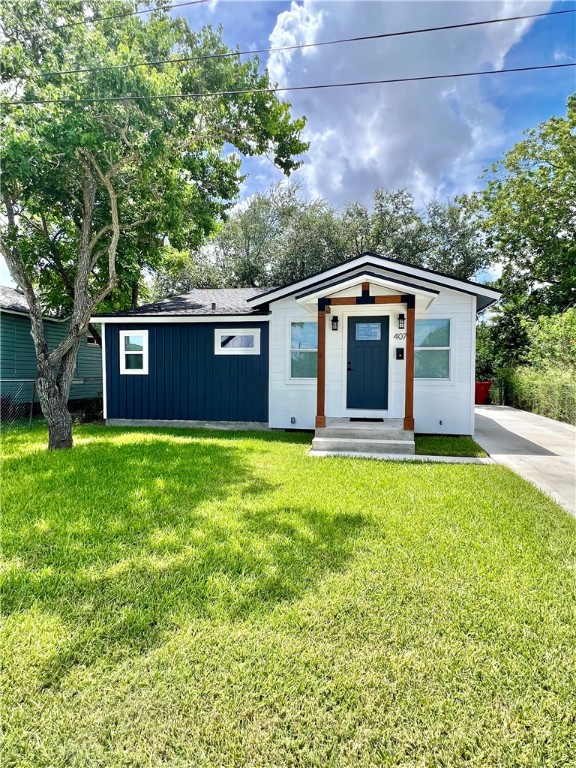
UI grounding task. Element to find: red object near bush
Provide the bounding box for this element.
[475,381,493,405]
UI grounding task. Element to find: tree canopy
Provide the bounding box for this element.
[152,184,490,297]
[1,0,307,315]
[0,0,307,447]
[478,94,575,316]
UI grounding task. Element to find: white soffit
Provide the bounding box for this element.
[296,273,438,311]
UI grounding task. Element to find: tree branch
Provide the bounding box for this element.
[1,191,50,365]
[46,151,126,367]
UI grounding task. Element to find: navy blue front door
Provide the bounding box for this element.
[347,316,389,409]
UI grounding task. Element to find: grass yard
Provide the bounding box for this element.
[414,435,488,457]
[2,425,575,767]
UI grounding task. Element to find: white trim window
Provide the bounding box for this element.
[215,328,260,355]
[290,321,317,379]
[415,319,451,379]
[119,330,149,374]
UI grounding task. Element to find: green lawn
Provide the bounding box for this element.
[2,425,575,767]
[415,435,488,457]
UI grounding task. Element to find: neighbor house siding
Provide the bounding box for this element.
[0,312,102,402]
[0,313,18,378]
[105,322,269,422]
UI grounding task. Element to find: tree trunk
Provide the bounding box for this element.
[36,373,73,449]
[131,280,139,310]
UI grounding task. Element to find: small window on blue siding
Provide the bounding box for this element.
[215,329,260,355]
[120,330,149,374]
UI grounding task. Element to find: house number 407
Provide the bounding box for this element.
[394,332,407,340]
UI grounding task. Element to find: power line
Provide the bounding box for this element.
[38,0,209,31]
[23,8,576,80]
[6,62,574,107]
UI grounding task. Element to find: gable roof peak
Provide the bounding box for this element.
[247,251,501,311]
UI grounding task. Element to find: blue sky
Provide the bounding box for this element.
[1,0,574,286]
[176,0,575,207]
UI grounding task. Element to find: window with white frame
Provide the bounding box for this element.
[215,328,260,355]
[119,330,149,374]
[86,334,99,347]
[290,322,317,379]
[415,319,451,379]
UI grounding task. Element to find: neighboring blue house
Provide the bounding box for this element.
[94,253,500,454]
[0,285,102,414]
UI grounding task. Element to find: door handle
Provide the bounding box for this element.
[347,362,352,371]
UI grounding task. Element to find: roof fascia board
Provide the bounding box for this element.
[363,251,500,293]
[247,255,378,305]
[248,253,500,307]
[366,261,501,301]
[91,314,271,324]
[296,271,440,302]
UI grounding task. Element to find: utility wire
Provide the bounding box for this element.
[6,62,575,107]
[39,0,209,31]
[24,8,576,80]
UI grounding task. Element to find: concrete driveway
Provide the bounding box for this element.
[474,406,576,515]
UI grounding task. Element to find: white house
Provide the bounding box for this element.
[93,252,500,454]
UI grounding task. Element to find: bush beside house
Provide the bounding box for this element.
[478,309,576,425]
[496,366,576,425]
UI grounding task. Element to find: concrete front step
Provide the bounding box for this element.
[316,427,414,441]
[311,436,416,455]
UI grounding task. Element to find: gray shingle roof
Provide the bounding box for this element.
[100,288,273,317]
[0,285,30,314]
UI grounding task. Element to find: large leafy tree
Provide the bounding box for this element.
[157,184,489,296]
[152,183,349,293]
[342,189,428,264]
[1,0,307,448]
[424,196,490,280]
[344,191,489,279]
[479,94,576,316]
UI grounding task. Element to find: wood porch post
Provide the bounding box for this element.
[403,306,415,431]
[315,308,326,428]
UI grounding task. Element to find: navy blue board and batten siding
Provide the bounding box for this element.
[106,322,269,422]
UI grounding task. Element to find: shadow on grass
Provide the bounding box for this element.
[3,429,367,688]
[88,424,314,445]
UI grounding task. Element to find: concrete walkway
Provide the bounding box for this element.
[474,406,576,515]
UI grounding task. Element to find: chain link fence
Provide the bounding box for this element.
[0,378,103,431]
[0,379,37,429]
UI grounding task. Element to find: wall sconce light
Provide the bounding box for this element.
[331,315,339,331]
[398,313,405,330]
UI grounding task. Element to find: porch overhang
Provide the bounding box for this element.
[296,272,438,314]
[313,279,418,432]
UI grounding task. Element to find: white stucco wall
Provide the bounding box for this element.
[268,274,476,435]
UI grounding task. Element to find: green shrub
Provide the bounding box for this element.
[475,322,497,380]
[496,366,576,425]
[524,309,576,371]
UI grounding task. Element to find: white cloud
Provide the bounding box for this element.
[266,0,553,207]
[553,47,575,63]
